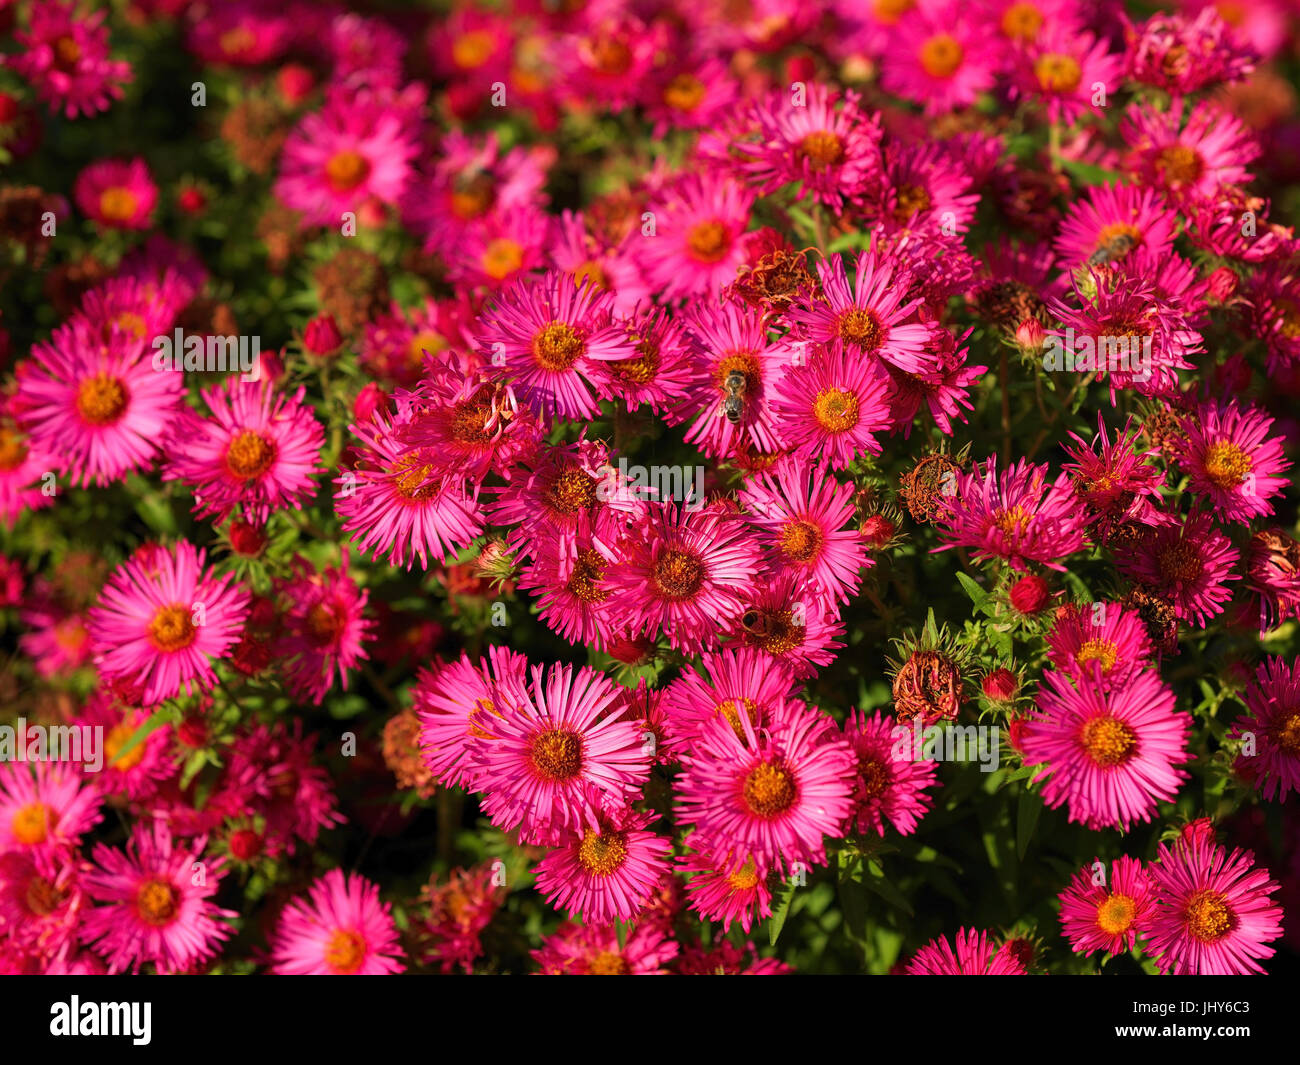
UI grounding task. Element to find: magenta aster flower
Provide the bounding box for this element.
[0,420,57,528]
[275,89,419,226]
[678,838,774,935]
[934,456,1087,572]
[644,57,738,138]
[88,540,250,706]
[1229,656,1300,802]
[18,315,183,487]
[906,927,1028,974]
[842,710,940,837]
[547,209,648,317]
[1046,601,1154,690]
[269,869,404,975]
[1011,27,1124,126]
[725,572,846,681]
[76,693,177,804]
[1115,510,1240,627]
[868,140,979,239]
[532,919,678,975]
[1144,834,1284,975]
[1057,855,1154,958]
[517,536,617,649]
[675,698,856,875]
[534,808,672,925]
[73,157,157,230]
[475,661,651,845]
[162,379,324,524]
[634,171,755,301]
[788,250,933,374]
[1053,183,1177,269]
[881,2,999,115]
[886,325,986,437]
[1180,400,1290,524]
[591,307,696,415]
[1121,99,1259,204]
[604,502,761,652]
[479,270,634,420]
[80,822,235,975]
[770,345,893,469]
[0,848,88,961]
[1018,668,1191,831]
[5,4,132,119]
[1061,414,1166,541]
[0,761,101,856]
[737,84,882,211]
[738,457,869,609]
[1125,8,1256,96]
[1247,528,1300,633]
[446,204,550,290]
[660,645,800,752]
[272,552,374,705]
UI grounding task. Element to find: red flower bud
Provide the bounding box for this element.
[1206,266,1238,304]
[353,381,390,423]
[303,314,343,356]
[177,186,205,214]
[861,514,896,549]
[1009,574,1050,614]
[228,519,266,557]
[981,667,1018,701]
[1015,318,1045,351]
[228,828,264,861]
[277,63,315,106]
[176,717,207,748]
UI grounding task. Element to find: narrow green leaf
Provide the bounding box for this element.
[1016,786,1041,859]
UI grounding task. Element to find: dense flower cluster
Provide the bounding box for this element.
[0,0,1297,976]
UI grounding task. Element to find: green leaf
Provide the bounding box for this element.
[768,876,798,946]
[112,709,170,766]
[1059,158,1120,186]
[862,860,913,916]
[956,571,988,609]
[1016,786,1042,859]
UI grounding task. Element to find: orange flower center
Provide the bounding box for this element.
[686,220,731,264]
[450,175,495,220]
[52,35,82,72]
[994,505,1032,538]
[577,829,629,876]
[26,875,64,917]
[652,548,705,600]
[1095,892,1136,935]
[325,150,370,193]
[481,238,524,280]
[148,604,196,653]
[1156,144,1204,186]
[76,373,128,425]
[1079,714,1138,768]
[727,857,761,891]
[797,130,845,170]
[98,187,140,223]
[919,34,964,78]
[1201,441,1252,490]
[545,466,597,514]
[812,387,860,432]
[743,759,797,817]
[135,878,180,927]
[663,73,707,113]
[531,321,586,371]
[1001,1,1044,41]
[588,950,630,975]
[780,520,823,562]
[1157,542,1203,584]
[530,728,583,781]
[1075,639,1118,674]
[324,929,368,973]
[0,428,28,471]
[305,601,344,647]
[872,0,915,24]
[106,720,148,771]
[1270,713,1300,754]
[1183,888,1235,943]
[452,30,496,69]
[407,330,445,368]
[1035,53,1082,93]
[567,548,610,604]
[12,802,50,846]
[224,430,277,479]
[838,308,884,350]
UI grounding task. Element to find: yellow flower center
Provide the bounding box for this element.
[148,604,197,653]
[779,520,823,563]
[106,720,148,771]
[577,829,629,877]
[728,857,761,891]
[1001,1,1043,41]
[813,387,860,432]
[530,728,583,781]
[325,150,370,193]
[481,238,524,280]
[919,34,964,78]
[135,878,180,927]
[567,548,609,604]
[663,73,707,113]
[1201,441,1252,490]
[1035,53,1082,93]
[1156,144,1204,186]
[452,30,495,69]
[588,950,630,975]
[98,187,139,223]
[743,759,798,817]
[797,130,845,170]
[531,321,586,371]
[545,466,597,514]
[224,430,277,480]
[0,428,28,471]
[892,183,932,224]
[76,373,128,425]
[1184,888,1235,943]
[1075,639,1118,674]
[12,802,50,846]
[1095,892,1136,935]
[838,308,884,350]
[686,219,731,264]
[1079,715,1138,768]
[652,548,705,600]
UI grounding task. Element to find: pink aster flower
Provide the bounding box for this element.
[554,15,663,112]
[474,661,652,846]
[268,869,404,975]
[275,89,419,226]
[479,270,634,420]
[517,535,618,649]
[906,927,1028,974]
[1121,100,1259,205]
[643,57,739,139]
[738,457,870,609]
[534,807,672,925]
[5,3,132,119]
[414,646,529,791]
[1229,656,1300,802]
[162,378,324,524]
[0,848,88,962]
[1047,601,1154,689]
[770,345,893,469]
[272,551,374,705]
[934,456,1087,572]
[676,698,856,875]
[1053,183,1177,269]
[80,822,235,975]
[634,172,755,302]
[336,409,483,571]
[1061,414,1166,541]
[1018,668,1191,831]
[532,919,678,975]
[1057,855,1155,958]
[0,761,101,856]
[1247,528,1300,633]
[885,325,987,437]
[678,838,774,935]
[88,540,251,706]
[1011,26,1124,125]
[788,250,933,374]
[18,315,183,487]
[737,84,882,211]
[868,140,980,239]
[592,306,696,415]
[0,420,57,527]
[842,710,940,837]
[881,2,999,115]
[1144,834,1284,975]
[660,645,800,752]
[546,209,648,317]
[417,862,505,974]
[184,1,291,66]
[75,694,177,803]
[17,595,93,679]
[447,205,551,290]
[604,501,761,652]
[1125,8,1256,96]
[1115,510,1240,627]
[73,157,157,230]
[1179,400,1290,524]
[725,572,846,681]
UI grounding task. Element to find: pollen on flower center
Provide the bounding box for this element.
[590,37,632,76]
[994,505,1032,538]
[408,330,445,367]
[859,756,890,800]
[838,308,884,350]
[780,519,824,562]
[743,759,798,817]
[224,430,277,480]
[744,607,802,654]
[573,259,608,291]
[687,220,731,263]
[324,928,368,973]
[587,950,630,975]
[148,604,196,653]
[531,321,586,371]
[12,802,50,846]
[663,73,706,112]
[25,875,64,917]
[452,30,495,69]
[652,548,705,600]
[1001,1,1044,41]
[106,721,148,771]
[812,387,860,432]
[98,187,139,223]
[135,877,180,927]
[567,548,610,604]
[1075,638,1119,674]
[450,174,495,219]
[482,238,524,280]
[714,696,760,740]
[609,338,659,385]
[728,857,760,891]
[577,829,629,877]
[1270,712,1300,753]
[797,130,845,170]
[53,35,83,72]
[1157,542,1203,584]
[1183,888,1236,943]
[449,400,495,445]
[1035,54,1082,94]
[919,34,964,78]
[325,150,371,193]
[1095,892,1136,935]
[530,728,584,781]
[892,184,932,223]
[1201,441,1252,490]
[76,373,129,425]
[873,0,915,25]
[0,428,28,471]
[305,601,344,647]
[1080,714,1138,768]
[1156,144,1204,186]
[545,466,598,513]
